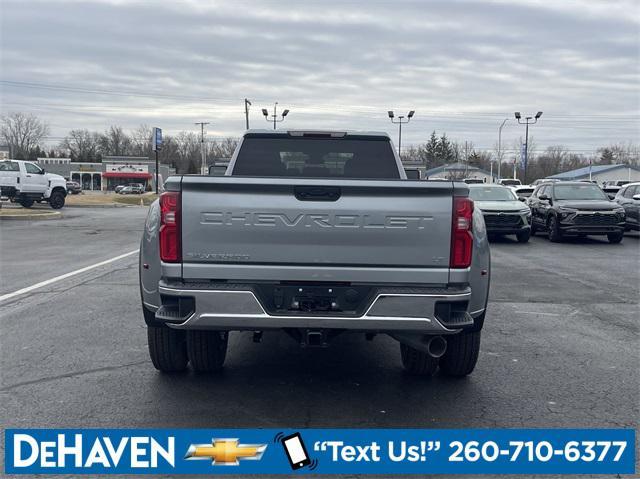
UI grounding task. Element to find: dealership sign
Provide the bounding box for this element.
[5,428,635,475]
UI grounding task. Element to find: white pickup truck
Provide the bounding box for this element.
[0,159,68,209]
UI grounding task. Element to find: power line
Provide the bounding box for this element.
[3,80,639,120]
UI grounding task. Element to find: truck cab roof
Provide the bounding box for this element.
[243,129,391,140]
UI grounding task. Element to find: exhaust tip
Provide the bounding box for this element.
[426,336,447,358]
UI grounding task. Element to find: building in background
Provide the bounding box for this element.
[0,145,10,160]
[34,156,175,191]
[546,164,640,183]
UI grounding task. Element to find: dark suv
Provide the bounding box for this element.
[527,182,626,243]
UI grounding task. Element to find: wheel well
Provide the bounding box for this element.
[51,186,67,197]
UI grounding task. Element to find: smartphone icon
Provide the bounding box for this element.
[281,432,311,470]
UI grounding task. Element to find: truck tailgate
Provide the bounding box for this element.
[179,177,455,283]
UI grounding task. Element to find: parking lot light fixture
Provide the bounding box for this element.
[263,102,290,130]
[388,110,415,157]
[515,110,543,183]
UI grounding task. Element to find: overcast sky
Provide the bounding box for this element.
[1,0,639,156]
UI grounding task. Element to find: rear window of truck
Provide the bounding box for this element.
[232,137,400,179]
[0,161,20,172]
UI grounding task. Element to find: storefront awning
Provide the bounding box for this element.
[102,172,152,179]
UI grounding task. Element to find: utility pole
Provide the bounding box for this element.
[497,118,508,181]
[388,110,415,157]
[514,111,543,183]
[464,141,470,177]
[195,122,209,175]
[262,102,289,129]
[244,98,251,130]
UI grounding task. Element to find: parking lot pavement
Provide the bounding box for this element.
[0,206,148,295]
[1,210,638,469]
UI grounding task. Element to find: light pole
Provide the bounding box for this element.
[195,121,209,175]
[244,98,251,130]
[514,111,542,183]
[497,118,508,182]
[388,110,415,157]
[262,102,289,130]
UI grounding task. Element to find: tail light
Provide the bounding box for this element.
[159,191,181,262]
[450,197,473,268]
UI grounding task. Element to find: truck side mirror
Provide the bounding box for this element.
[633,194,640,201]
[518,197,526,202]
[538,194,549,201]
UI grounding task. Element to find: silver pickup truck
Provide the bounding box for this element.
[140,130,490,377]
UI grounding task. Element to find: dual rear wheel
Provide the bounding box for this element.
[147,325,227,373]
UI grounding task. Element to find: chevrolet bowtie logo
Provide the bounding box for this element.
[185,438,267,465]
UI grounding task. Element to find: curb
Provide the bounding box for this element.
[0,211,62,221]
[65,203,134,208]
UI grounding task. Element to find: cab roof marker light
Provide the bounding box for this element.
[287,131,347,137]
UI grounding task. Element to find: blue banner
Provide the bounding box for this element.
[5,428,635,475]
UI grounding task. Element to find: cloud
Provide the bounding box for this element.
[1,0,638,153]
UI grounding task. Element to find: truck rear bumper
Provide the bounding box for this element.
[155,283,475,334]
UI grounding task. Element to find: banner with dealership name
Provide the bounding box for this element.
[5,428,635,475]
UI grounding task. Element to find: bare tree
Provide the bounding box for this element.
[208,137,239,160]
[99,126,131,156]
[60,129,101,161]
[533,145,568,179]
[0,112,50,159]
[174,131,201,173]
[130,124,153,157]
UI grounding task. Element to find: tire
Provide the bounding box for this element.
[147,325,188,372]
[187,330,228,372]
[530,222,537,236]
[49,190,65,209]
[439,331,481,377]
[19,198,34,208]
[516,230,531,243]
[547,216,562,242]
[400,343,439,376]
[607,232,623,244]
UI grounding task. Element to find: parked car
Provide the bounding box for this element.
[66,181,82,195]
[468,184,532,242]
[603,180,630,188]
[531,178,561,186]
[120,185,144,195]
[117,183,144,194]
[498,178,521,187]
[140,130,491,377]
[601,186,621,200]
[510,186,535,199]
[527,182,626,243]
[614,182,640,231]
[463,178,485,184]
[0,160,67,209]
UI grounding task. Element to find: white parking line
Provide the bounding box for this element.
[0,249,139,304]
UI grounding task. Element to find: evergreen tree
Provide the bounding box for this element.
[437,133,454,165]
[599,148,615,164]
[424,131,439,167]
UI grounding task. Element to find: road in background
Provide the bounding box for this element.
[1,208,638,437]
